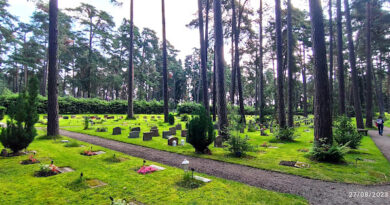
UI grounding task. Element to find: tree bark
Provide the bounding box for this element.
[258,0,264,122]
[336,0,346,115]
[309,0,332,145]
[198,0,210,113]
[275,0,286,128]
[365,1,373,127]
[344,0,364,129]
[127,0,134,119]
[214,0,228,138]
[161,0,169,122]
[230,1,237,105]
[47,0,59,136]
[328,0,334,116]
[301,45,308,117]
[287,0,294,127]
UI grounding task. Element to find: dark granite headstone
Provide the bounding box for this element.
[129,131,140,138]
[131,127,141,132]
[181,130,187,137]
[112,127,121,135]
[169,127,176,135]
[175,124,182,130]
[63,116,69,119]
[143,132,153,141]
[163,131,171,139]
[150,128,159,137]
[214,136,223,148]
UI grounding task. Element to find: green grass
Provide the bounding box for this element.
[41,114,390,185]
[0,130,307,205]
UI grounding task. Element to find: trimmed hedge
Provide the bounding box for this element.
[177,102,273,116]
[0,94,163,114]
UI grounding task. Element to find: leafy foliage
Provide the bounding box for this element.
[168,113,175,125]
[0,106,5,120]
[0,77,39,153]
[334,116,362,149]
[187,106,215,154]
[225,135,254,157]
[84,117,89,130]
[309,138,349,163]
[275,127,296,142]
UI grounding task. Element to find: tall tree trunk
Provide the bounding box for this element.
[230,2,236,105]
[301,45,308,117]
[336,0,345,115]
[47,0,59,136]
[344,0,364,129]
[214,0,228,138]
[328,0,334,115]
[287,0,294,127]
[259,0,264,122]
[309,0,332,146]
[374,69,385,117]
[275,0,286,128]
[198,0,210,113]
[127,0,134,119]
[161,0,169,123]
[365,1,373,127]
[212,50,217,121]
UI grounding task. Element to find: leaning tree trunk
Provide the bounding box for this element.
[344,0,364,129]
[198,0,210,113]
[336,0,346,115]
[214,0,228,139]
[275,0,286,128]
[365,1,373,127]
[287,0,294,127]
[127,0,134,119]
[309,0,333,146]
[47,0,59,136]
[328,0,334,116]
[161,0,169,123]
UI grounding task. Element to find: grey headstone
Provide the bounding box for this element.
[71,115,76,119]
[112,127,122,135]
[129,131,140,138]
[150,128,159,137]
[181,130,188,137]
[175,124,182,130]
[169,127,176,135]
[131,127,141,132]
[163,131,171,139]
[63,116,69,119]
[214,136,223,148]
[143,132,153,141]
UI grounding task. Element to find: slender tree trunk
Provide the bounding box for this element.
[374,69,385,117]
[212,51,217,121]
[302,45,308,117]
[161,0,169,122]
[309,0,332,145]
[198,0,210,113]
[258,0,264,122]
[336,0,345,115]
[328,0,334,115]
[127,0,134,119]
[275,0,286,128]
[230,2,236,105]
[47,0,59,136]
[365,1,373,127]
[287,0,294,127]
[214,0,228,138]
[344,0,364,129]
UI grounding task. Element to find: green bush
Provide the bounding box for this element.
[225,135,254,157]
[177,102,203,114]
[181,114,189,122]
[275,127,295,141]
[187,106,215,154]
[84,117,89,130]
[168,113,175,125]
[0,77,39,153]
[334,116,362,149]
[0,106,5,120]
[247,121,257,132]
[309,141,349,163]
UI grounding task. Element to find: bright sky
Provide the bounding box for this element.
[8,0,308,62]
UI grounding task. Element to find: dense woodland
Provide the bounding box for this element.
[0,0,389,134]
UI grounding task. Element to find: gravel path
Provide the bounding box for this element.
[369,126,390,162]
[59,129,390,205]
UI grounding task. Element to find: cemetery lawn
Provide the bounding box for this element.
[41,114,390,185]
[0,130,307,205]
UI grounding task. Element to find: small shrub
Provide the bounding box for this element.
[187,106,215,154]
[181,114,189,122]
[64,141,80,147]
[0,77,39,153]
[176,172,204,189]
[247,121,257,132]
[168,113,175,125]
[96,127,108,132]
[84,117,89,130]
[275,127,295,142]
[309,139,349,163]
[334,116,362,149]
[225,135,254,157]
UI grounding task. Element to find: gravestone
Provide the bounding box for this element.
[180,139,185,146]
[43,116,48,119]
[129,131,140,138]
[162,131,171,139]
[168,136,178,146]
[214,136,223,148]
[63,116,69,119]
[143,132,153,141]
[96,117,101,120]
[1,149,8,157]
[131,127,141,132]
[107,116,115,119]
[104,115,108,119]
[112,127,122,135]
[175,124,182,130]
[71,115,76,119]
[157,116,161,119]
[169,127,176,135]
[150,128,159,137]
[143,116,148,119]
[260,128,268,136]
[181,130,187,137]
[270,127,274,133]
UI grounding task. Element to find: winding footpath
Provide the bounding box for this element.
[59,128,390,205]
